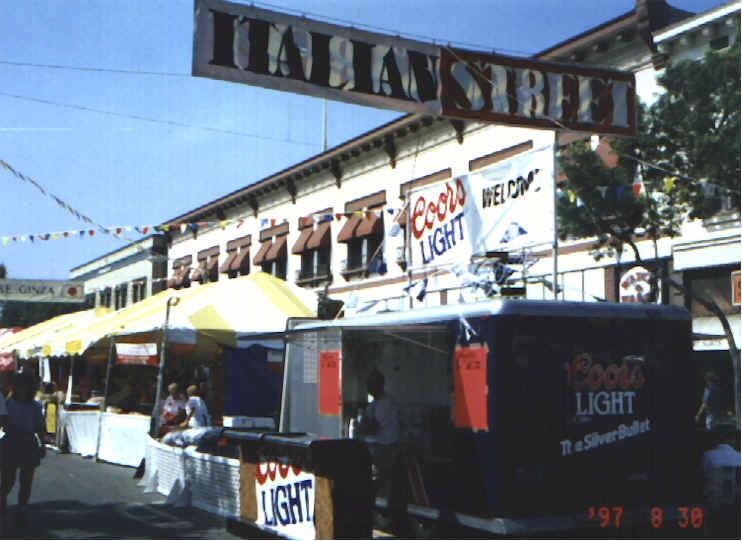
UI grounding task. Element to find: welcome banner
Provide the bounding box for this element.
[408,145,554,268]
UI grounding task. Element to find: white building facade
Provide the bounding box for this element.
[162,1,739,366]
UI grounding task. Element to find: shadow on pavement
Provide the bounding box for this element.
[3,499,235,540]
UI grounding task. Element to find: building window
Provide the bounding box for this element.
[685,265,739,318]
[194,246,220,284]
[221,235,251,279]
[100,287,112,308]
[338,191,387,279]
[114,283,128,310]
[293,212,332,287]
[254,223,288,281]
[132,278,147,303]
[85,293,96,309]
[169,255,192,289]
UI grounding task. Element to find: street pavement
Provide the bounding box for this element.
[2,448,239,539]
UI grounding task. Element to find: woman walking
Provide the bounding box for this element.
[1,371,45,525]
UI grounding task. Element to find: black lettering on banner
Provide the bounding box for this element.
[209,10,238,68]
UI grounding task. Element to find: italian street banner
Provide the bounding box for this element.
[408,145,554,268]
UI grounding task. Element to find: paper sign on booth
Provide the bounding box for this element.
[116,343,158,366]
[318,350,341,416]
[453,344,488,431]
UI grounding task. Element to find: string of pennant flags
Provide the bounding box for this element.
[0,209,406,247]
[2,153,734,249]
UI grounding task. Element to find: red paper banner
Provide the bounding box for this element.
[453,345,489,431]
[318,350,341,416]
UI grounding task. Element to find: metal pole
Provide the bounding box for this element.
[322,99,328,152]
[95,338,116,461]
[552,139,559,300]
[150,296,180,437]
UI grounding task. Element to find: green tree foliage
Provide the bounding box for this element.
[643,35,740,219]
[557,34,741,426]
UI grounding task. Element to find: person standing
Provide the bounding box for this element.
[357,370,405,533]
[0,379,8,533]
[180,384,210,428]
[700,423,740,537]
[1,372,45,526]
[695,371,722,430]
[160,382,186,427]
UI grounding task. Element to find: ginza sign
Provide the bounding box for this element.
[193,0,636,136]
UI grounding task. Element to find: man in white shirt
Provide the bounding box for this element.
[700,423,740,538]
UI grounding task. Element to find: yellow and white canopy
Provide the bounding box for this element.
[0,308,108,359]
[40,272,316,359]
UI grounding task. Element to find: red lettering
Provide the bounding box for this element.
[437,192,448,221]
[412,196,426,239]
[425,201,437,230]
[570,355,645,392]
[410,180,469,240]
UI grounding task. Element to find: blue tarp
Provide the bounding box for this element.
[223,345,282,417]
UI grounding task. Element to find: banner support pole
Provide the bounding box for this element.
[552,139,559,300]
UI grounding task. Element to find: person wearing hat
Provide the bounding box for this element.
[700,423,740,537]
[695,371,722,430]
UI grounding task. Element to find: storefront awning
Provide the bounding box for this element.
[337,214,362,243]
[307,221,331,249]
[265,235,287,262]
[253,240,272,265]
[292,228,313,255]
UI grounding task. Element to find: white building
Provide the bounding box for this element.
[160,1,738,373]
[70,234,168,309]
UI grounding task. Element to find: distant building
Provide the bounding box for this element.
[69,234,168,310]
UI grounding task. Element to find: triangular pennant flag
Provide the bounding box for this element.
[79,231,85,238]
[52,233,59,240]
[19,236,26,242]
[335,213,343,221]
[116,227,123,235]
[237,219,246,229]
[365,210,374,220]
[270,219,276,227]
[576,197,584,208]
[29,235,34,243]
[664,178,675,192]
[161,225,169,232]
[89,230,95,236]
[2,238,8,246]
[219,220,227,230]
[141,226,149,235]
[189,223,199,233]
[633,178,644,197]
[180,224,187,233]
[260,219,268,228]
[568,190,576,203]
[597,187,608,198]
[616,186,625,199]
[386,208,395,215]
[63,232,69,238]
[12,236,17,242]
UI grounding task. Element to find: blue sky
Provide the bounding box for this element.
[0,0,725,280]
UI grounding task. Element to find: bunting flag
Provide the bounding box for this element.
[664,178,675,192]
[632,176,645,197]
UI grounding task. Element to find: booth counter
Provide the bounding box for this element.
[57,406,150,467]
[141,435,241,518]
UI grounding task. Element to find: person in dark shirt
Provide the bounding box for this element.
[695,371,722,430]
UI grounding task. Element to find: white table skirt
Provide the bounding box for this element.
[142,435,240,518]
[97,413,150,467]
[59,408,150,467]
[58,410,99,457]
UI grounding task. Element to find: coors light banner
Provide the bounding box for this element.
[408,146,554,268]
[193,0,636,136]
